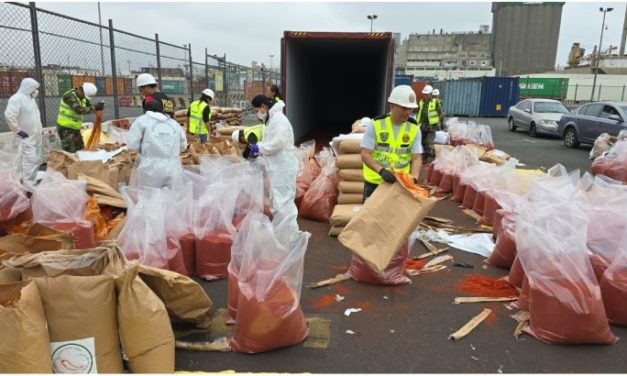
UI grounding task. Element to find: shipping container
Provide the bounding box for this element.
[123,78,133,97]
[105,77,126,96]
[440,78,482,117]
[95,77,106,95]
[161,80,185,95]
[71,75,96,90]
[394,74,413,87]
[479,77,519,117]
[57,75,73,95]
[518,77,568,99]
[282,31,395,142]
[118,96,133,107]
[43,73,59,97]
[411,81,433,98]
[9,71,33,93]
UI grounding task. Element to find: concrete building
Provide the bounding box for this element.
[491,2,564,76]
[396,26,495,80]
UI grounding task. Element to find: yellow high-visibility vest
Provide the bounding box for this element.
[188,100,210,135]
[57,89,87,130]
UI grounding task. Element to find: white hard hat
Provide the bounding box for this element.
[136,73,157,88]
[433,89,440,96]
[231,130,240,143]
[422,85,434,95]
[82,82,97,99]
[202,88,215,100]
[387,85,418,109]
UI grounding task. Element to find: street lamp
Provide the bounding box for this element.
[367,14,378,32]
[269,54,274,84]
[591,7,613,101]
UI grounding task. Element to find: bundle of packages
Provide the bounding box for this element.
[229,212,310,353]
[118,187,177,269]
[515,198,618,344]
[591,139,627,184]
[600,227,627,327]
[581,174,627,282]
[446,118,494,150]
[0,151,32,233]
[299,148,341,222]
[351,117,371,134]
[480,149,511,166]
[295,140,317,208]
[174,109,188,126]
[189,138,244,163]
[217,125,245,137]
[32,171,94,249]
[333,136,365,209]
[329,204,363,237]
[212,107,244,126]
[428,146,479,194]
[340,174,437,285]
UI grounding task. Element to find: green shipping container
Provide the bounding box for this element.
[161,80,184,95]
[519,77,569,99]
[57,74,73,95]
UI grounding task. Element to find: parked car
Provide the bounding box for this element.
[557,101,627,148]
[507,98,570,137]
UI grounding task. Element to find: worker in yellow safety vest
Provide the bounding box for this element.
[361,85,423,202]
[232,123,266,159]
[186,88,215,144]
[416,85,443,163]
[57,82,104,153]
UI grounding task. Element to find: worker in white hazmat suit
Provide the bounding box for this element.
[126,99,187,189]
[4,78,43,184]
[250,95,300,236]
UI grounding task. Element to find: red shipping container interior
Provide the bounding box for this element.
[195,231,232,280]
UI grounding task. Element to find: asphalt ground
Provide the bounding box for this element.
[173,117,627,373]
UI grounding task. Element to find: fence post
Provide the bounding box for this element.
[223,54,228,107]
[108,19,120,119]
[204,48,209,89]
[574,84,578,102]
[188,44,193,101]
[622,85,625,101]
[29,2,46,127]
[155,33,162,91]
[598,85,602,101]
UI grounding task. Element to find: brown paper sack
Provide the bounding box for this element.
[0,266,21,283]
[35,275,124,373]
[67,160,119,190]
[339,181,365,194]
[339,182,437,274]
[337,192,363,205]
[138,265,213,328]
[339,169,364,182]
[0,280,53,372]
[46,149,78,177]
[336,154,362,169]
[330,204,363,228]
[328,225,344,237]
[115,264,175,373]
[7,245,127,280]
[339,139,362,155]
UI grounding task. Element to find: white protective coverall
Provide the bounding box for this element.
[258,100,300,237]
[127,111,187,189]
[3,78,43,183]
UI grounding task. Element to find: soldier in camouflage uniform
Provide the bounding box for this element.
[416,85,443,163]
[56,82,104,153]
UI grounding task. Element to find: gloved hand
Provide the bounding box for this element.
[94,101,105,111]
[250,144,260,158]
[16,130,29,139]
[379,168,397,184]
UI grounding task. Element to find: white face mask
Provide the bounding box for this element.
[256,110,267,121]
[31,90,39,98]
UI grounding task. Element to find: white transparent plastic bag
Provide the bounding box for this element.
[32,171,88,224]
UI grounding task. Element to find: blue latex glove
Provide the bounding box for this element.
[16,131,28,139]
[250,144,260,158]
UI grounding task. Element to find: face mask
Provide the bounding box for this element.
[31,90,39,98]
[256,110,267,121]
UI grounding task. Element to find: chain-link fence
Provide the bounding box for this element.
[0,2,264,132]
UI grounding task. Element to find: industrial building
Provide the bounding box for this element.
[395,25,495,80]
[490,2,564,76]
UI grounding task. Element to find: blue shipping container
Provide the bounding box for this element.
[95,77,106,95]
[479,77,520,117]
[440,78,482,117]
[394,74,413,87]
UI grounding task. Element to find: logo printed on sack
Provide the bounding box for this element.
[51,338,96,374]
[380,132,389,142]
[402,133,410,143]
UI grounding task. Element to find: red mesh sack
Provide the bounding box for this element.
[348,242,411,285]
[462,185,477,209]
[472,191,486,216]
[480,192,499,226]
[451,181,467,203]
[487,218,516,270]
[195,231,232,280]
[299,148,340,222]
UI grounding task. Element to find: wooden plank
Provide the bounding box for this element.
[415,247,449,260]
[425,216,453,224]
[449,308,493,341]
[454,296,518,304]
[175,337,231,352]
[308,273,351,289]
[462,209,482,222]
[406,264,447,276]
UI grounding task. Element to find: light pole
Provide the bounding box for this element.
[269,54,274,84]
[591,7,613,101]
[98,2,105,76]
[367,14,378,32]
